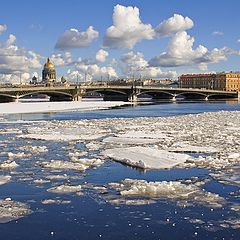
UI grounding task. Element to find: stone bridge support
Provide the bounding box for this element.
[72,88,85,101]
[128,93,138,102]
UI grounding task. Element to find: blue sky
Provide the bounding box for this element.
[0,0,240,83]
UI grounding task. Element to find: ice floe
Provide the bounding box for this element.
[0,175,11,185]
[41,199,71,205]
[0,199,32,223]
[107,178,225,208]
[168,142,219,153]
[102,136,159,145]
[47,184,82,194]
[103,146,191,169]
[0,160,19,169]
[40,160,88,171]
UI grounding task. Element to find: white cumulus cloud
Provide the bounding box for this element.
[121,51,177,79]
[149,31,238,68]
[55,26,99,50]
[50,52,72,66]
[0,29,42,84]
[103,4,155,49]
[96,49,109,62]
[155,14,194,37]
[68,59,118,82]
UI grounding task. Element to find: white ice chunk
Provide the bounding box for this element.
[0,199,32,223]
[40,160,88,171]
[45,174,69,181]
[47,184,82,194]
[103,146,191,169]
[168,142,219,153]
[41,199,71,205]
[108,178,225,208]
[0,160,19,169]
[116,131,168,139]
[18,133,83,142]
[8,152,26,158]
[102,137,159,145]
[0,176,11,185]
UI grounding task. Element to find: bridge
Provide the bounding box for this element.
[0,84,239,102]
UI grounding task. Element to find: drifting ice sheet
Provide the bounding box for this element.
[103,146,191,169]
[0,199,32,223]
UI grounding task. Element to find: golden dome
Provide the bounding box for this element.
[44,58,54,69]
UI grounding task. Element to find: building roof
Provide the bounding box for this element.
[44,58,54,69]
[180,74,216,78]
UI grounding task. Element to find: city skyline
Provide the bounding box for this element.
[0,0,240,84]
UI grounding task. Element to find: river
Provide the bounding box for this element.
[0,100,239,240]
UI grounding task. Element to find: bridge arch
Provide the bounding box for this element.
[86,89,127,96]
[175,92,208,99]
[19,90,73,101]
[207,93,237,99]
[86,89,129,101]
[138,90,175,99]
[0,93,17,102]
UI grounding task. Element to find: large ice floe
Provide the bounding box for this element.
[103,146,191,169]
[0,199,32,223]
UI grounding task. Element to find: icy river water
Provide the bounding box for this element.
[0,100,240,240]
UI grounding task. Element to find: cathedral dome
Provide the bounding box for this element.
[44,58,54,69]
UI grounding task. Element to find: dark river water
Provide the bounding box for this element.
[0,100,239,240]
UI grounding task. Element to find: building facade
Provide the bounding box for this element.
[42,58,56,85]
[179,72,240,92]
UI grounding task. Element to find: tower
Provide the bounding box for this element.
[42,58,56,84]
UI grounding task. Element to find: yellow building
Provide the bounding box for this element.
[179,72,240,92]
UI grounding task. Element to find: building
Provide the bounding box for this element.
[179,72,240,91]
[30,76,38,85]
[42,58,56,85]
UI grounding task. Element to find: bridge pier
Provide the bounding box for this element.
[73,95,82,101]
[172,94,177,101]
[128,94,138,102]
[15,95,19,103]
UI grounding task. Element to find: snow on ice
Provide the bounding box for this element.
[103,146,191,169]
